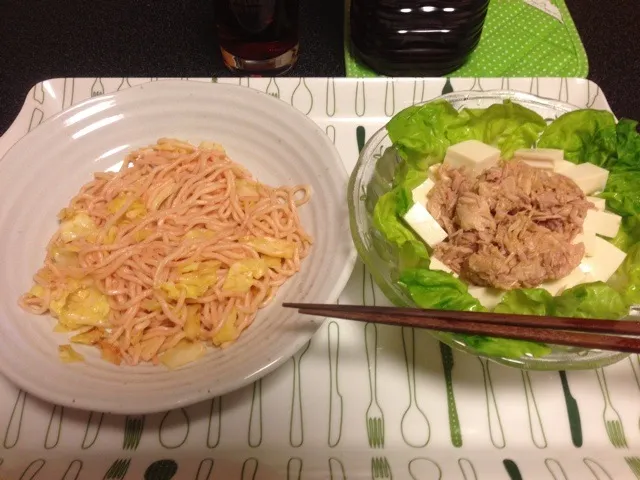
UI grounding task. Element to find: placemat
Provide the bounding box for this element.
[345,0,589,78]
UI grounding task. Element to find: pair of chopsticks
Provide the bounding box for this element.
[282,303,640,353]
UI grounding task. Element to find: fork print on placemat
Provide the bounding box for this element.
[365,322,384,449]
[595,368,628,448]
[91,78,105,97]
[626,457,640,479]
[372,457,392,479]
[266,78,280,98]
[103,458,130,480]
[124,415,145,450]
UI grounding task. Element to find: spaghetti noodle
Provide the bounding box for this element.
[19,138,313,368]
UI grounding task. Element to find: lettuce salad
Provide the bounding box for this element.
[374,99,640,358]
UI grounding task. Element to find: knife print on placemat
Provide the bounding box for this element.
[328,320,344,447]
[400,327,430,448]
[3,389,27,448]
[159,409,190,449]
[328,457,346,480]
[545,458,570,480]
[503,459,523,480]
[81,411,105,449]
[441,78,454,95]
[241,458,258,480]
[248,380,263,448]
[384,79,395,117]
[33,83,45,104]
[287,457,303,480]
[290,340,311,447]
[458,458,478,480]
[195,458,215,480]
[521,371,547,448]
[62,78,75,109]
[124,415,145,450]
[326,78,336,117]
[408,457,442,480]
[44,405,64,449]
[355,80,366,117]
[18,458,45,480]
[440,343,462,447]
[479,358,505,448]
[583,458,614,480]
[144,459,178,480]
[206,397,222,448]
[558,371,582,447]
[60,459,83,480]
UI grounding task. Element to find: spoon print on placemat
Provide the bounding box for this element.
[144,459,178,480]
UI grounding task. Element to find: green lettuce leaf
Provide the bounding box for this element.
[609,118,640,172]
[398,268,484,311]
[386,100,460,169]
[494,288,554,316]
[608,243,640,306]
[601,171,640,217]
[447,100,547,158]
[454,333,552,358]
[553,282,628,319]
[610,215,640,252]
[537,109,617,167]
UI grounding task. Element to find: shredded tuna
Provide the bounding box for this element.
[427,160,593,290]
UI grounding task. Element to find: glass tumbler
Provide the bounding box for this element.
[215,0,299,75]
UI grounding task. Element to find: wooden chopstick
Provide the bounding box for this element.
[282,303,640,354]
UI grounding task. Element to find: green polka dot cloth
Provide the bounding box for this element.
[345,0,588,78]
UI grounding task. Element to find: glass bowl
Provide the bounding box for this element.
[347,90,630,371]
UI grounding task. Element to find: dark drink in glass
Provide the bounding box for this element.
[350,0,490,76]
[215,0,299,75]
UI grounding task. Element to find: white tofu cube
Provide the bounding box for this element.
[586,196,606,211]
[573,232,597,257]
[429,257,453,274]
[583,209,621,238]
[443,140,501,177]
[579,237,626,283]
[402,203,448,247]
[428,163,442,182]
[467,285,505,309]
[411,178,435,206]
[554,159,577,174]
[514,148,564,171]
[560,162,609,195]
[540,267,588,296]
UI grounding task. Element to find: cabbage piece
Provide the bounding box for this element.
[59,212,97,243]
[222,259,267,293]
[185,228,216,240]
[107,193,147,220]
[262,255,282,269]
[49,283,110,329]
[160,261,220,300]
[70,328,103,345]
[242,237,296,259]
[160,340,206,369]
[184,305,201,341]
[58,345,84,363]
[212,309,240,346]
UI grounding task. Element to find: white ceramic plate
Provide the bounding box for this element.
[0,80,356,414]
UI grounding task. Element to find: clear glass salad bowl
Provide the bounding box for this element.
[347,90,630,371]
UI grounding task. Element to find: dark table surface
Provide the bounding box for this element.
[0,0,638,135]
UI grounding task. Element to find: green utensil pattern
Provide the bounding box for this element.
[558,371,582,447]
[440,343,462,448]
